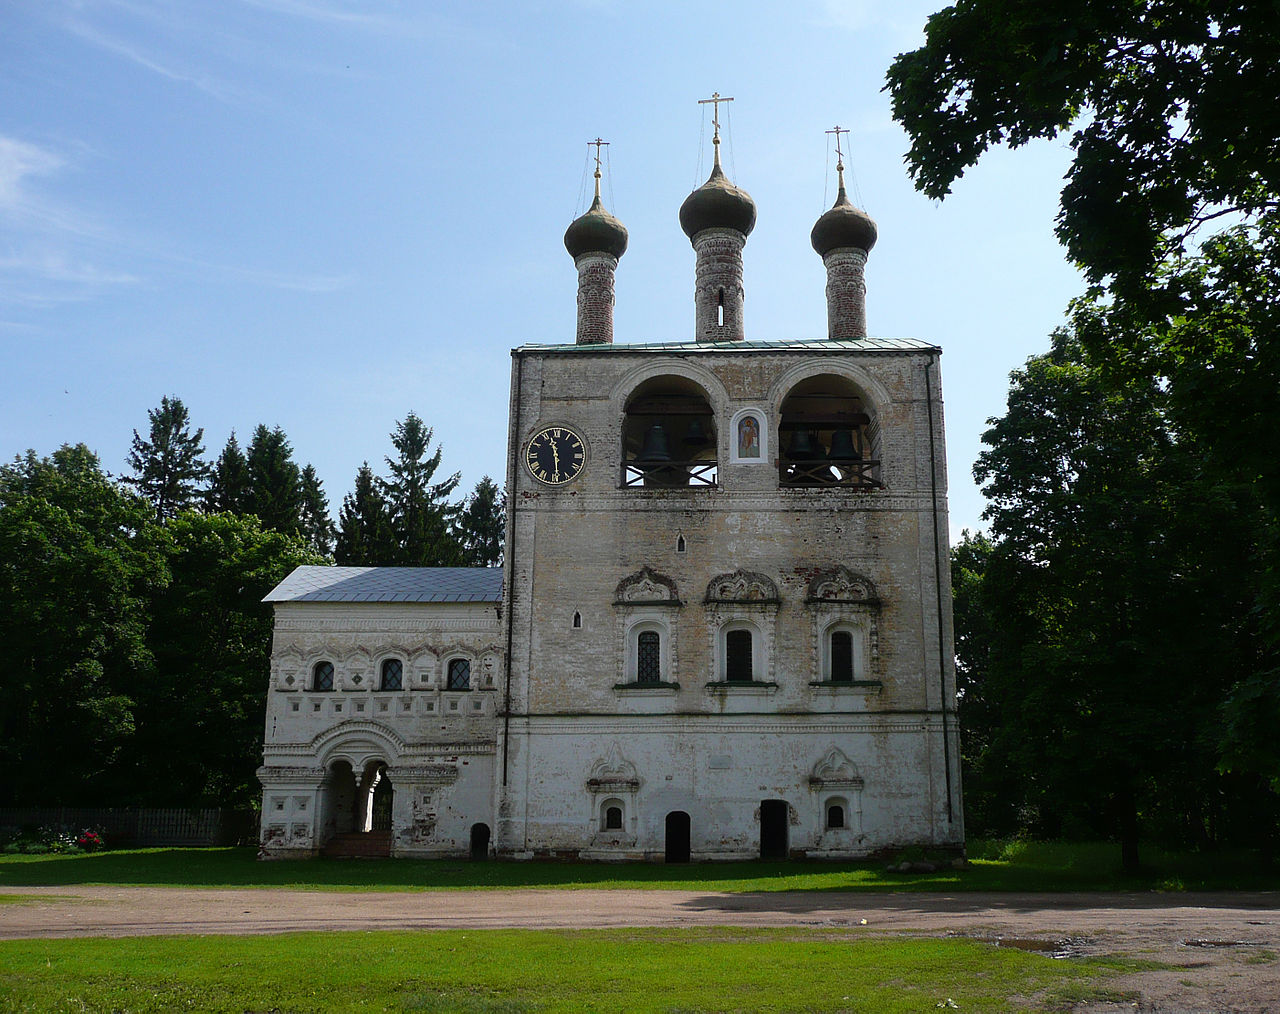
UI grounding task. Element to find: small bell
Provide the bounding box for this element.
[637,423,672,463]
[828,429,862,462]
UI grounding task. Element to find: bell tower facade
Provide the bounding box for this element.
[496,119,961,860]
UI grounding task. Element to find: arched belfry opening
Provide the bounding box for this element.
[779,374,881,488]
[623,375,717,487]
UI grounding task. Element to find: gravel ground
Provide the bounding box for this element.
[2,886,1277,1011]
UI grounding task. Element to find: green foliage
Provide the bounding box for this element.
[244,424,304,536]
[886,0,1280,295]
[455,475,506,567]
[0,928,1123,1014]
[124,396,211,520]
[0,446,169,806]
[205,430,251,514]
[132,512,323,808]
[298,464,336,557]
[382,412,462,566]
[334,461,395,565]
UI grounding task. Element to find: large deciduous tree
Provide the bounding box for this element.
[0,446,168,805]
[125,396,210,521]
[886,0,1280,295]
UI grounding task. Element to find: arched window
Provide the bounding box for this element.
[830,631,854,683]
[779,374,880,488]
[380,659,403,691]
[725,629,753,682]
[572,611,582,629]
[604,804,624,831]
[447,658,471,690]
[312,660,334,692]
[827,803,846,830]
[637,630,661,683]
[622,375,717,487]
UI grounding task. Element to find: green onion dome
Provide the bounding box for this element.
[564,193,629,260]
[811,185,877,256]
[679,161,757,240]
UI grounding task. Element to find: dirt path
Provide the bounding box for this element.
[3,886,1278,1011]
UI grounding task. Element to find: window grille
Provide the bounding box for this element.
[447,658,471,690]
[313,661,334,692]
[605,806,623,830]
[637,630,661,683]
[725,629,753,682]
[380,659,403,691]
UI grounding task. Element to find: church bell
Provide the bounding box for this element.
[638,423,673,463]
[827,428,862,462]
[682,418,711,448]
[788,430,824,461]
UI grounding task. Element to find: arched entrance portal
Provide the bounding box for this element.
[321,760,358,840]
[664,811,691,863]
[470,823,491,861]
[358,761,392,832]
[760,800,789,859]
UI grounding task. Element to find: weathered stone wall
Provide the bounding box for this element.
[502,343,961,859]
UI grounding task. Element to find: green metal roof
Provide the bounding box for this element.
[512,336,940,355]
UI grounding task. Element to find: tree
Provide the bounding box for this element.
[245,424,304,537]
[335,462,394,566]
[207,431,252,514]
[132,512,321,808]
[964,320,1274,864]
[886,0,1280,296]
[380,413,463,566]
[455,475,505,566]
[299,464,336,558]
[124,396,210,521]
[0,445,168,805]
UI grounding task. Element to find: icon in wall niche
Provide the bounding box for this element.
[738,413,761,458]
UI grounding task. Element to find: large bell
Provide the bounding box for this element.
[682,418,711,448]
[828,428,862,462]
[637,423,673,463]
[788,430,824,461]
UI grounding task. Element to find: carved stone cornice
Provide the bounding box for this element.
[704,568,780,605]
[806,566,879,605]
[613,566,681,607]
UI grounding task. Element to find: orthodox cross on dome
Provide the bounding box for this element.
[588,137,609,197]
[826,124,850,189]
[698,91,734,164]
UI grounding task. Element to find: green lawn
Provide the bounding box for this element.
[0,839,1273,893]
[0,927,1143,1013]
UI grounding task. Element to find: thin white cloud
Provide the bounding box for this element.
[60,16,246,103]
[0,138,64,212]
[237,0,401,29]
[0,253,139,287]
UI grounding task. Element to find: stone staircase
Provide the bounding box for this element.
[321,830,391,858]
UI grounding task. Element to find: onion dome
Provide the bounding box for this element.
[811,182,877,256]
[679,153,757,240]
[564,190,628,260]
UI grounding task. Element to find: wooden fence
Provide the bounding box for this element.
[0,807,257,847]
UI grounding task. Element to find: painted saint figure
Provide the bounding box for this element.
[738,414,760,458]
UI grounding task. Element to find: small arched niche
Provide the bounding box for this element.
[778,374,881,488]
[623,375,717,488]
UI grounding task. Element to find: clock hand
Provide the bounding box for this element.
[550,438,561,474]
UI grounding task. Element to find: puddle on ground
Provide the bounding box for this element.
[947,932,1089,960]
[1182,939,1264,948]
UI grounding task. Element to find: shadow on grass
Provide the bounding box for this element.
[1,841,1276,894]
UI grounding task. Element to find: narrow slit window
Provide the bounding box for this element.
[831,631,854,683]
[717,288,725,326]
[572,611,582,629]
[676,534,686,553]
[726,629,753,682]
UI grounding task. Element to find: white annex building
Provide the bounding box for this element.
[258,115,963,861]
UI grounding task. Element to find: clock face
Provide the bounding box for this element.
[525,426,587,485]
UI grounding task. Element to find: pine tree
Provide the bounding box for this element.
[299,464,336,557]
[206,431,252,514]
[456,475,505,566]
[335,462,393,565]
[244,424,304,536]
[124,396,210,521]
[381,413,463,566]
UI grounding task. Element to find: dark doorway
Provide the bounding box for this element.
[664,810,691,863]
[760,800,789,859]
[470,822,491,861]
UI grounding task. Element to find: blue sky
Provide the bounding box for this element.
[1,0,1084,537]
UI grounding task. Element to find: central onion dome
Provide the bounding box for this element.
[564,191,628,260]
[679,157,756,239]
[811,183,877,256]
